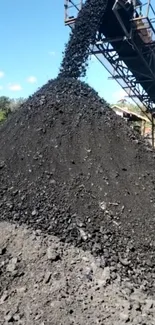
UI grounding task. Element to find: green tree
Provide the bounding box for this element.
[0,96,11,117]
[10,97,25,112]
[0,96,25,123]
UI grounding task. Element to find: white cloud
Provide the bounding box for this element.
[27,76,37,84]
[0,71,5,79]
[0,86,3,91]
[112,89,126,102]
[48,51,56,56]
[8,83,22,91]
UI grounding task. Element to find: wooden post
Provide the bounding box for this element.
[141,120,146,136]
[143,120,146,137]
[151,114,154,149]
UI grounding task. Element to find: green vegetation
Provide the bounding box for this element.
[0,96,25,124]
[0,96,11,123]
[0,110,6,122]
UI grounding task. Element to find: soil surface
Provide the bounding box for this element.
[1,222,155,325]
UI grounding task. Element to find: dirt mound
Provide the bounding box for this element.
[59,0,108,78]
[0,78,155,290]
[1,222,155,325]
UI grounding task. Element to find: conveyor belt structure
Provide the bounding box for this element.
[64,0,155,118]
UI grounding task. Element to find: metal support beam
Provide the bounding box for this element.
[64,0,155,121]
[91,39,155,117]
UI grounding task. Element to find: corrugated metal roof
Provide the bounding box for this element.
[111,105,150,123]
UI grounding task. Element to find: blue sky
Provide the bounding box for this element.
[0,0,124,102]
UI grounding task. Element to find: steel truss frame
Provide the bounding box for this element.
[64,0,155,118]
[64,0,83,25]
[91,37,155,117]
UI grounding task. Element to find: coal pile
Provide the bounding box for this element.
[59,0,108,78]
[1,0,155,293]
[1,77,155,290]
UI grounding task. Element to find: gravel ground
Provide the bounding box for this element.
[0,221,155,325]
